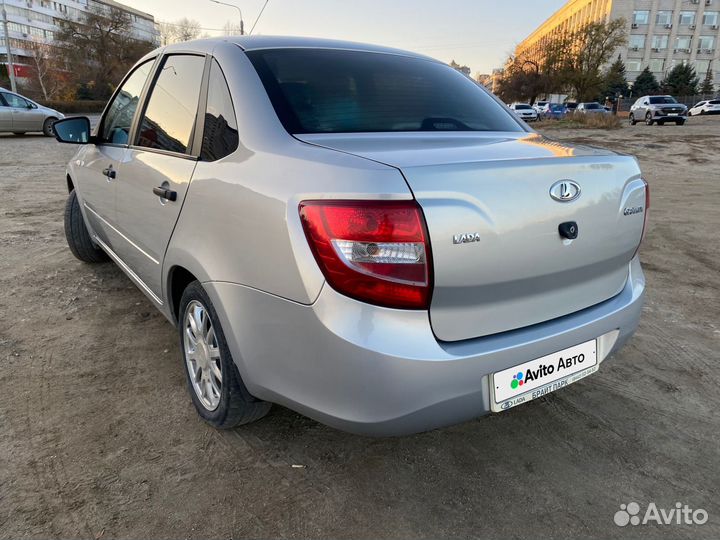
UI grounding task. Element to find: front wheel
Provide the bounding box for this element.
[43,117,57,137]
[677,119,686,126]
[629,113,637,125]
[179,281,271,429]
[645,113,654,126]
[64,190,108,263]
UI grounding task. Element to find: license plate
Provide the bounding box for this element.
[491,339,597,412]
[669,113,678,116]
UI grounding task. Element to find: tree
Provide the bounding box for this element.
[172,18,201,42]
[632,67,660,96]
[496,58,545,104]
[601,55,629,102]
[222,21,243,36]
[25,39,66,100]
[561,19,628,101]
[449,60,471,77]
[661,63,699,96]
[699,67,715,95]
[55,6,154,100]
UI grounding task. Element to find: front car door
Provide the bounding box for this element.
[112,54,207,299]
[2,92,44,131]
[74,59,157,248]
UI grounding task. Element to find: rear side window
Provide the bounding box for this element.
[102,60,153,144]
[201,60,239,161]
[248,49,522,134]
[136,55,205,154]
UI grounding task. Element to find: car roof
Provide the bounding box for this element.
[147,35,439,63]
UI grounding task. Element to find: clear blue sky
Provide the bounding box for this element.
[120,0,566,75]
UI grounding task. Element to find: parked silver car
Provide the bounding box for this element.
[53,37,648,436]
[0,88,64,135]
[629,95,688,126]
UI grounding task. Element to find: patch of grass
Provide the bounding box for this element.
[536,113,622,130]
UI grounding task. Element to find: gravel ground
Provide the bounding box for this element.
[1,117,719,540]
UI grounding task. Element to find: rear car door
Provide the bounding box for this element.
[74,59,156,247]
[112,54,207,299]
[0,93,12,131]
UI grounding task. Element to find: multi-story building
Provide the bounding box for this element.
[514,0,719,91]
[1,0,158,80]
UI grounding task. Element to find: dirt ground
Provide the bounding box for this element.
[1,117,719,540]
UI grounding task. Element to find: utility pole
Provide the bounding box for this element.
[209,0,244,35]
[1,0,18,91]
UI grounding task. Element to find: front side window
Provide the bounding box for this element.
[248,49,523,134]
[679,11,696,25]
[633,10,650,25]
[101,60,154,144]
[201,60,239,161]
[136,54,205,154]
[2,92,30,108]
[656,11,672,25]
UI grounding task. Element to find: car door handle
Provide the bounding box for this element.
[102,167,116,179]
[153,186,177,201]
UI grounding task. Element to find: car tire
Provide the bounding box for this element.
[179,281,271,429]
[629,113,637,125]
[677,120,686,126]
[64,190,108,263]
[43,117,57,137]
[645,113,654,126]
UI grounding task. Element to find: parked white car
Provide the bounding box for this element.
[509,103,539,122]
[688,99,720,116]
[534,101,549,115]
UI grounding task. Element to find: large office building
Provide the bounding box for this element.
[1,0,158,80]
[514,0,719,88]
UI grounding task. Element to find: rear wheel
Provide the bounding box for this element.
[179,281,271,429]
[64,190,108,263]
[645,113,654,126]
[43,117,57,137]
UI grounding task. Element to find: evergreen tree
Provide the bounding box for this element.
[602,55,630,100]
[632,67,660,96]
[661,63,699,96]
[699,67,715,95]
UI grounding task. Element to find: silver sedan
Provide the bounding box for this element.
[53,37,647,436]
[0,88,64,136]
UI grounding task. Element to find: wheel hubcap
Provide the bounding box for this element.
[183,300,222,411]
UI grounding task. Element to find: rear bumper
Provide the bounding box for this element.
[206,257,645,436]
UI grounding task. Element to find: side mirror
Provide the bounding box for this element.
[643,101,649,105]
[54,117,93,144]
[27,103,35,109]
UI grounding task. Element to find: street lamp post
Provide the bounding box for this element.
[209,0,244,35]
[1,0,18,92]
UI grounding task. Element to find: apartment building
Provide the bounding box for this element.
[1,0,158,79]
[514,0,719,88]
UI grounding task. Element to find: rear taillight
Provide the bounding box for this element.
[299,200,432,309]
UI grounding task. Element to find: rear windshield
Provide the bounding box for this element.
[550,104,565,111]
[649,96,677,104]
[514,104,532,110]
[247,48,523,134]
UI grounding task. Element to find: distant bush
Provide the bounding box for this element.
[536,113,622,130]
[37,100,107,114]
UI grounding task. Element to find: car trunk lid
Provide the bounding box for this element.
[297,132,647,341]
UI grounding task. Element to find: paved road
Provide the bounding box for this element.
[1,119,719,539]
